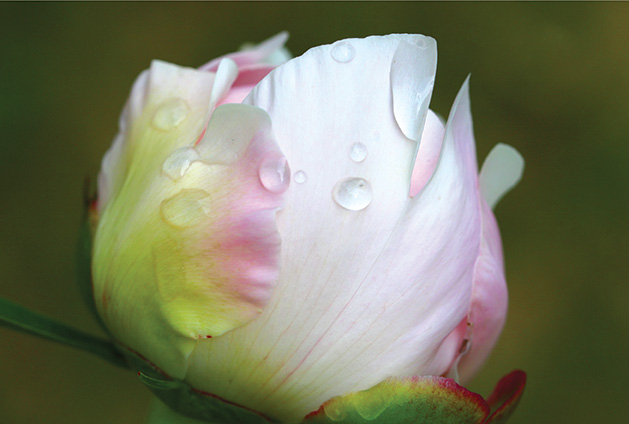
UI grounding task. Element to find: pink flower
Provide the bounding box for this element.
[92,33,523,423]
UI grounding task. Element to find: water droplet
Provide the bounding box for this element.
[349,143,367,163]
[259,156,290,193]
[293,170,307,184]
[152,98,190,131]
[160,189,210,229]
[323,404,346,421]
[414,38,428,49]
[162,147,200,181]
[330,41,355,63]
[332,178,372,211]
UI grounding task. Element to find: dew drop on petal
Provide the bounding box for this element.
[330,41,355,63]
[323,404,346,421]
[160,189,210,229]
[332,177,372,211]
[349,142,368,163]
[162,147,200,181]
[259,156,290,193]
[152,98,190,131]
[293,170,307,184]
[414,37,429,49]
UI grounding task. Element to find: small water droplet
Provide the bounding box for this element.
[349,143,367,163]
[293,170,307,184]
[330,41,355,63]
[414,38,428,49]
[332,178,372,211]
[162,147,200,181]
[160,189,210,229]
[259,156,290,193]
[152,98,190,131]
[323,404,346,421]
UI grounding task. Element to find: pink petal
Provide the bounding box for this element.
[410,109,445,196]
[200,32,289,72]
[457,198,509,382]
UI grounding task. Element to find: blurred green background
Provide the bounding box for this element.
[1,2,627,423]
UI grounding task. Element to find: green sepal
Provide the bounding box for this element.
[485,370,526,424]
[301,376,488,424]
[0,297,128,369]
[123,350,277,424]
[301,371,526,424]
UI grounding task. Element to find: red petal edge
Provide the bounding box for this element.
[485,370,527,424]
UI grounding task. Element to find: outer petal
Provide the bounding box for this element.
[479,144,524,209]
[456,199,508,382]
[217,65,276,106]
[185,36,480,422]
[410,109,445,196]
[93,60,286,378]
[455,145,524,381]
[200,32,289,72]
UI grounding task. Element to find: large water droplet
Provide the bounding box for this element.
[162,147,200,181]
[160,189,210,229]
[293,170,307,184]
[152,98,190,131]
[259,156,290,193]
[330,41,355,63]
[332,178,372,211]
[349,142,367,163]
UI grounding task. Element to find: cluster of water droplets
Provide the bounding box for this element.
[282,42,379,213]
[152,41,377,220]
[291,138,373,211]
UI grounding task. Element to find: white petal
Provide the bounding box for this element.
[390,36,437,143]
[479,143,524,209]
[208,58,238,109]
[185,37,480,423]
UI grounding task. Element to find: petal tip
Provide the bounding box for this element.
[480,143,525,209]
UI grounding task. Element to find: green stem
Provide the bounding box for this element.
[0,297,127,368]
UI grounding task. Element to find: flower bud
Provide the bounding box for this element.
[92,33,523,423]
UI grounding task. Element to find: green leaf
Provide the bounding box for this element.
[0,297,127,369]
[302,375,490,424]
